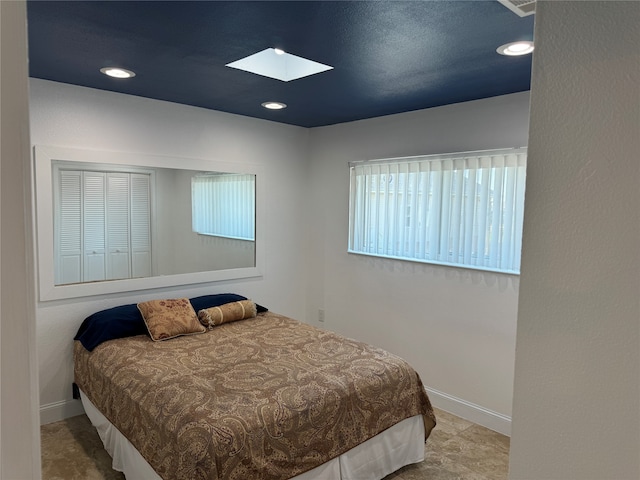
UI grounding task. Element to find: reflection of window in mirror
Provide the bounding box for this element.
[53,162,153,285]
[192,173,255,241]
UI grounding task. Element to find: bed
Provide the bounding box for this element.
[73,294,436,480]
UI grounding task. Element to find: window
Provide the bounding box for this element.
[192,173,255,241]
[348,148,527,273]
[54,166,152,285]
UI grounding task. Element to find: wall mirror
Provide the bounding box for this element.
[34,145,263,301]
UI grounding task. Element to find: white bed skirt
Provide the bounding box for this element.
[80,390,425,480]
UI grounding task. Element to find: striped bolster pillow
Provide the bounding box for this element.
[197,300,257,329]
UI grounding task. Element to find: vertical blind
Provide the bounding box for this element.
[191,173,255,241]
[348,148,527,273]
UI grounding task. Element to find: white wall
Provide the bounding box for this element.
[509,1,640,479]
[32,79,530,433]
[307,92,531,431]
[0,1,41,477]
[29,79,310,422]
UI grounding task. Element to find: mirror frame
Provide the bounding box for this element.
[34,145,264,301]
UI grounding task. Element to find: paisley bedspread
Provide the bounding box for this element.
[74,311,436,480]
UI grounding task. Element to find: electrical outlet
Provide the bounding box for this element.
[318,309,325,323]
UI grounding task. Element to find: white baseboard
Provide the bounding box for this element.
[39,399,85,425]
[425,387,511,436]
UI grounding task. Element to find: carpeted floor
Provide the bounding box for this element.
[41,408,509,480]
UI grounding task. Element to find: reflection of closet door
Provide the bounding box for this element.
[57,170,83,284]
[82,171,107,282]
[130,173,152,278]
[55,167,152,285]
[106,173,131,281]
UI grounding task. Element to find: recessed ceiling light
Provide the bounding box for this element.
[274,48,285,55]
[496,41,534,56]
[100,67,136,78]
[261,102,287,110]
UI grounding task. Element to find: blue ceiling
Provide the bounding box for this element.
[26,1,534,128]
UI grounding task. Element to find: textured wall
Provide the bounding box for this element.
[0,0,41,477]
[510,1,640,478]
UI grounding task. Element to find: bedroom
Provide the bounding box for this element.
[1,1,638,480]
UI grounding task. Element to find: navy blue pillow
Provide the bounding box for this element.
[74,303,147,351]
[189,293,268,313]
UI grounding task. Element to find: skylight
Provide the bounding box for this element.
[226,48,333,82]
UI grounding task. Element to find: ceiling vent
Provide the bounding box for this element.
[497,0,535,17]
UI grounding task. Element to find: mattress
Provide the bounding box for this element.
[74,310,436,479]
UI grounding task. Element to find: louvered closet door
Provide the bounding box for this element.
[130,173,151,278]
[57,170,83,284]
[55,168,153,284]
[82,172,107,282]
[106,173,131,280]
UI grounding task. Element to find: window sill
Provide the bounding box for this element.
[347,249,520,275]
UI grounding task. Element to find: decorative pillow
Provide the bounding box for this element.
[138,298,205,341]
[198,300,257,328]
[74,303,147,351]
[189,293,268,313]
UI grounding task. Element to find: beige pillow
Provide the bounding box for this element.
[198,299,257,329]
[138,298,205,341]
